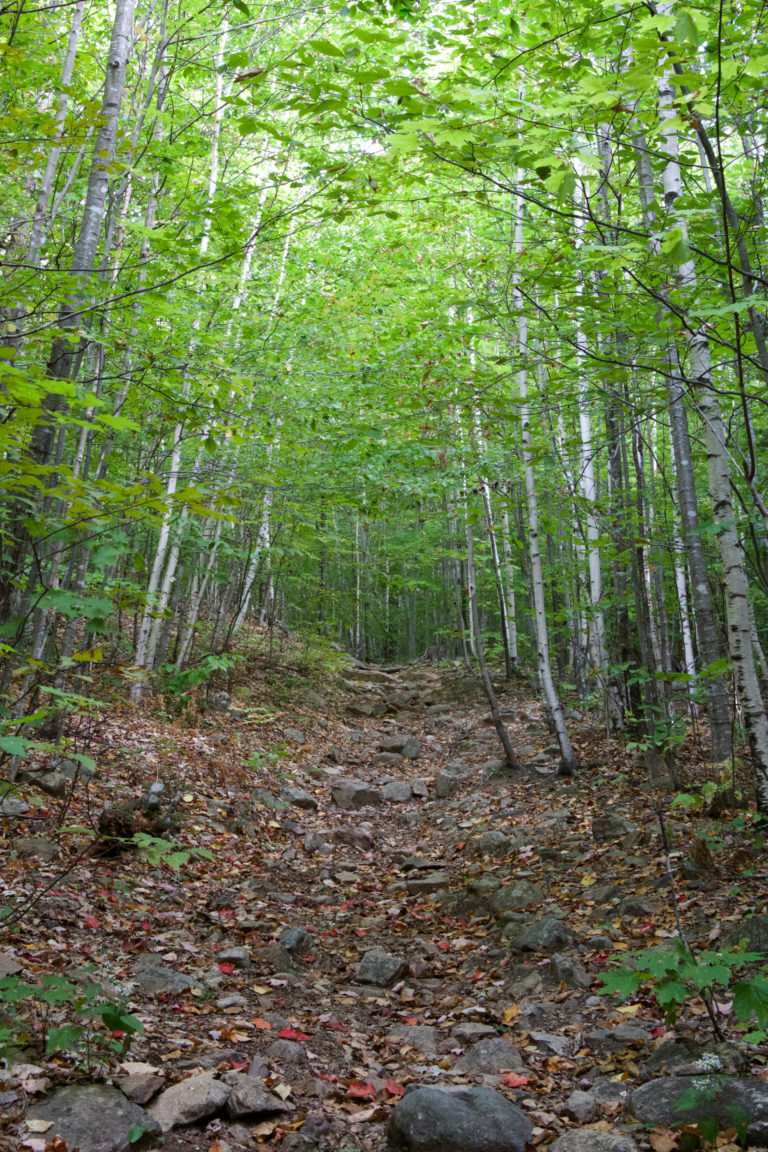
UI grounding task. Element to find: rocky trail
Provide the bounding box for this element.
[2,655,768,1152]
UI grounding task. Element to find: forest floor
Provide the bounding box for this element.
[2,640,768,1152]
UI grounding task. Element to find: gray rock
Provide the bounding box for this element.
[452,1022,497,1043]
[267,1039,308,1064]
[435,765,472,799]
[406,871,450,895]
[26,770,68,797]
[0,792,28,816]
[723,913,768,954]
[217,994,247,1009]
[592,813,639,844]
[468,830,511,857]
[279,926,312,955]
[490,882,543,918]
[529,1031,572,1056]
[12,836,59,861]
[585,1024,649,1056]
[302,689,328,714]
[331,778,382,809]
[589,1079,632,1106]
[506,916,574,953]
[115,1073,164,1105]
[590,883,620,904]
[149,1071,230,1132]
[618,896,652,918]
[284,787,317,811]
[387,1085,532,1152]
[355,947,407,986]
[53,756,94,780]
[563,1089,597,1123]
[219,946,251,968]
[225,1074,293,1119]
[549,953,591,988]
[334,826,373,850]
[549,1134,636,1152]
[131,956,196,994]
[388,1024,440,1052]
[629,1076,768,1143]
[28,1084,161,1151]
[304,829,332,852]
[208,690,232,712]
[283,727,306,745]
[376,752,404,768]
[0,951,21,977]
[383,780,413,803]
[411,778,430,798]
[380,735,421,759]
[467,875,502,898]
[454,1037,524,1074]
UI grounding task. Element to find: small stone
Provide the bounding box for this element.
[529,1031,572,1057]
[149,1072,230,1132]
[115,1073,165,1106]
[376,752,404,768]
[0,952,21,977]
[208,690,232,712]
[283,727,306,745]
[53,757,94,780]
[388,1024,440,1052]
[505,916,574,953]
[355,947,407,986]
[304,830,332,852]
[334,826,373,850]
[435,765,472,799]
[279,927,312,955]
[549,1134,636,1152]
[380,735,421,759]
[410,778,430,798]
[218,946,251,968]
[225,1074,293,1119]
[331,778,382,809]
[584,1024,649,1056]
[590,883,620,904]
[383,780,413,803]
[0,792,29,816]
[284,787,317,811]
[131,957,196,994]
[618,896,652,918]
[216,994,248,1009]
[28,771,67,797]
[267,1039,308,1064]
[387,1085,532,1152]
[490,882,543,917]
[454,1036,524,1074]
[452,1022,498,1043]
[591,812,640,844]
[12,836,59,861]
[468,830,512,857]
[28,1084,161,1152]
[549,953,591,989]
[406,871,450,895]
[563,1089,597,1123]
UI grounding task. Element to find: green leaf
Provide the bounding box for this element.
[47,1024,84,1051]
[0,736,32,757]
[308,38,345,58]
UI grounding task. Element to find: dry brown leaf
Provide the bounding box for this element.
[649,1131,678,1152]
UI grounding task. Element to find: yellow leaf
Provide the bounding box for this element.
[612,942,629,951]
[581,874,597,886]
[502,1005,521,1024]
[274,1082,292,1100]
[183,793,194,803]
[617,1004,641,1016]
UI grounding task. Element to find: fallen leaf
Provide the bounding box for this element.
[252,1017,272,1030]
[500,1072,528,1088]
[386,1079,405,1097]
[278,1027,311,1041]
[26,1121,53,1134]
[649,1132,678,1152]
[348,1081,377,1099]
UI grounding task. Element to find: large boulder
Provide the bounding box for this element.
[27,1084,161,1152]
[387,1085,532,1152]
[629,1076,768,1143]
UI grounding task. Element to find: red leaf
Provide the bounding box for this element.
[278,1027,311,1041]
[500,1072,528,1088]
[141,920,152,931]
[437,941,449,951]
[323,1021,350,1033]
[386,1079,405,1097]
[651,1026,666,1038]
[218,963,235,974]
[348,1081,377,1099]
[83,916,100,930]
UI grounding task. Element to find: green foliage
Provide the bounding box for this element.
[600,940,768,1041]
[130,832,215,871]
[0,972,144,1067]
[159,653,242,698]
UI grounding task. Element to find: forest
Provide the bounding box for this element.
[3,0,768,1150]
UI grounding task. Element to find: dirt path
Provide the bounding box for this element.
[1,659,766,1152]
